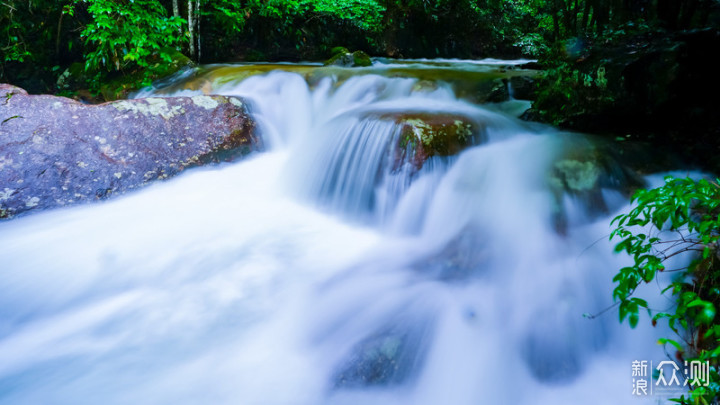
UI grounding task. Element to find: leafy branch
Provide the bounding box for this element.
[610,176,720,404]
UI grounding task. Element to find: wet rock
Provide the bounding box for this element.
[324,50,373,67]
[330,46,350,56]
[387,113,480,171]
[523,321,583,384]
[485,80,510,102]
[547,135,643,235]
[0,84,260,219]
[508,75,536,101]
[333,319,434,389]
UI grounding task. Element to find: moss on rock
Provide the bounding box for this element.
[324,49,373,67]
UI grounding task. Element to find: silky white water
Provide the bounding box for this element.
[0,63,676,404]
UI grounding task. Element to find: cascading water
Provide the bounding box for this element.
[0,62,678,404]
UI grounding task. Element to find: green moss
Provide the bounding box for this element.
[324,49,372,67]
[394,114,476,157]
[330,46,349,55]
[352,51,372,67]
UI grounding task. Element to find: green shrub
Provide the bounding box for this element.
[611,176,720,404]
[69,0,186,88]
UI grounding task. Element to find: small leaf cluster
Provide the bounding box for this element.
[611,176,720,404]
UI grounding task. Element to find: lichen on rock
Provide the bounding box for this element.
[0,84,260,219]
[191,95,220,110]
[552,159,601,192]
[113,98,184,119]
[386,113,480,171]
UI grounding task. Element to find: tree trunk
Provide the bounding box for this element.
[188,0,195,60]
[172,0,181,38]
[55,9,64,59]
[195,0,201,61]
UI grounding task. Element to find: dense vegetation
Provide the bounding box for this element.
[1,0,541,92]
[3,1,718,117]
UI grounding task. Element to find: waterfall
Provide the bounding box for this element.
[0,63,675,404]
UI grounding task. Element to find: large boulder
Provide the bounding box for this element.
[0,84,260,219]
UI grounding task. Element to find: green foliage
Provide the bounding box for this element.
[305,0,384,31]
[0,0,70,87]
[71,0,186,88]
[239,0,385,56]
[611,176,720,403]
[1,3,32,64]
[533,56,614,125]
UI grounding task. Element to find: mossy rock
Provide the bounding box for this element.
[372,112,479,170]
[324,49,372,67]
[546,136,644,235]
[352,51,372,67]
[397,114,476,155]
[330,46,350,55]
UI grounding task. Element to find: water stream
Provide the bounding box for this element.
[0,61,674,404]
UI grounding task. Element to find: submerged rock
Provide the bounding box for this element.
[333,319,434,389]
[0,84,260,219]
[412,226,490,281]
[547,135,643,235]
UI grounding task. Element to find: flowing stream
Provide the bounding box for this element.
[0,60,676,404]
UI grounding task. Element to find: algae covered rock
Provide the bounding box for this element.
[546,135,643,235]
[388,113,479,170]
[0,84,260,219]
[324,50,372,67]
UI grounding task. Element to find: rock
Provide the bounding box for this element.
[546,135,644,235]
[0,84,260,219]
[351,51,372,67]
[330,46,350,55]
[387,113,480,171]
[324,52,355,67]
[508,75,536,100]
[485,79,510,102]
[332,319,434,389]
[324,50,373,67]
